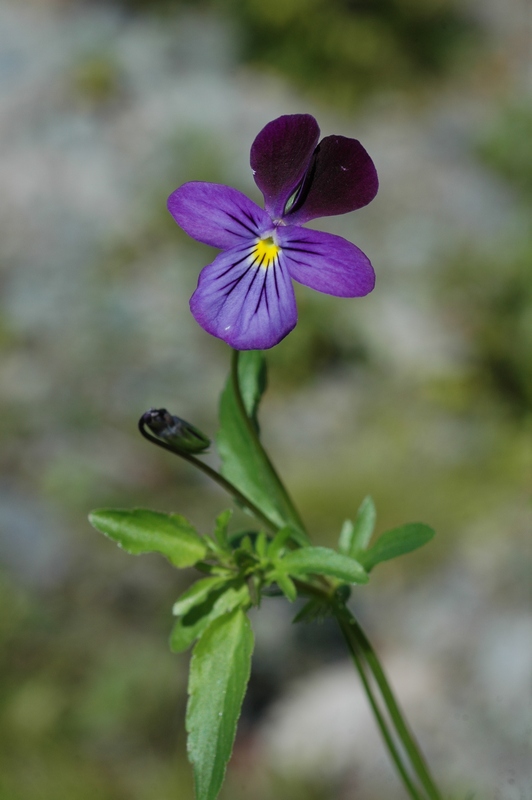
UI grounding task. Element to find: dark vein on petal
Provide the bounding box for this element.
[217,253,257,295]
[240,207,261,228]
[225,211,257,236]
[254,266,270,316]
[242,262,262,304]
[272,254,281,299]
[213,251,254,282]
[264,270,271,315]
[287,259,320,270]
[223,225,252,237]
[280,245,321,256]
[219,249,263,298]
[218,265,253,296]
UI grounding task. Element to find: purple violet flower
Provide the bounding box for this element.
[168,114,378,350]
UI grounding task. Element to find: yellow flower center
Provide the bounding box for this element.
[254,236,280,268]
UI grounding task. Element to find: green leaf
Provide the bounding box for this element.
[186,609,254,800]
[217,351,309,546]
[358,523,435,572]
[337,519,354,555]
[170,581,250,654]
[338,496,376,556]
[237,350,266,429]
[213,509,232,551]
[173,577,227,617]
[227,529,258,547]
[281,546,369,585]
[89,508,207,567]
[271,570,297,602]
[266,525,293,559]
[255,530,268,558]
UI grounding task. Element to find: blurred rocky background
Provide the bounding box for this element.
[0,0,530,798]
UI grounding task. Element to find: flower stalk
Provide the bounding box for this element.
[333,602,444,800]
[138,414,278,534]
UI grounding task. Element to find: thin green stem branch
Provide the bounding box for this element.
[336,612,425,800]
[334,602,444,800]
[343,608,444,799]
[138,419,278,533]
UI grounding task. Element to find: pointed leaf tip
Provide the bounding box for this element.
[282,546,368,585]
[358,522,435,572]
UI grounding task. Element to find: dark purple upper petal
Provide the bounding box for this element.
[168,181,271,249]
[285,136,379,225]
[250,114,320,220]
[190,241,297,350]
[276,225,375,297]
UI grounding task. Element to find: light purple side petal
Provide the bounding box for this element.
[168,182,271,249]
[190,242,297,350]
[250,114,320,220]
[285,136,378,225]
[277,226,375,297]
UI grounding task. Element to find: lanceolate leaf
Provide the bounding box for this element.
[186,609,254,800]
[339,495,377,556]
[213,509,232,551]
[358,523,435,572]
[172,577,227,617]
[255,530,268,558]
[170,582,250,654]
[88,508,206,567]
[217,351,309,545]
[271,570,297,602]
[338,519,355,556]
[266,525,294,559]
[281,546,368,584]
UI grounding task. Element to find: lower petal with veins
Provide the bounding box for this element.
[190,243,297,350]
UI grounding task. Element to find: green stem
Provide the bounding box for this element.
[231,350,308,539]
[138,419,278,533]
[334,602,444,800]
[336,611,425,800]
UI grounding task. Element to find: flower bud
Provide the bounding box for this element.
[141,408,210,454]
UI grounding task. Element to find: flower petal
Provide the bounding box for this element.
[250,114,320,220]
[277,226,375,297]
[168,182,271,249]
[285,136,378,224]
[190,242,297,350]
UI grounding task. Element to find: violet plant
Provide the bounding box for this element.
[90,114,445,800]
